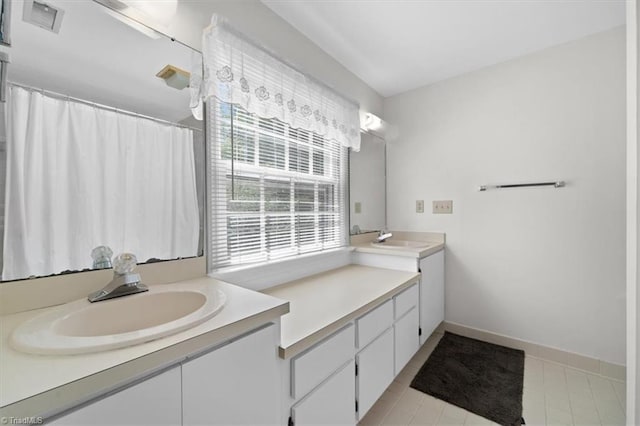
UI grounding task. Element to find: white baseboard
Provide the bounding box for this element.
[436,321,626,382]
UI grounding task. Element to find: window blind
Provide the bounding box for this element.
[209,100,349,271]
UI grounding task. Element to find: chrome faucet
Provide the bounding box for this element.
[88,253,148,303]
[376,230,393,243]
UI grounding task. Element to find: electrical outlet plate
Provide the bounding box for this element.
[416,200,424,213]
[354,202,362,214]
[433,200,453,214]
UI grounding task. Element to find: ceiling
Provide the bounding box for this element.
[262,0,626,98]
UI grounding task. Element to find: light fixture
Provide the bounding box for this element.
[363,113,384,132]
[22,0,64,34]
[360,111,399,141]
[101,7,162,40]
[156,64,190,90]
[119,0,177,27]
[96,0,177,39]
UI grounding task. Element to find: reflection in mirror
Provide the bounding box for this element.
[349,133,386,235]
[0,0,205,281]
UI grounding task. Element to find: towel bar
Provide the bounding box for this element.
[478,181,565,191]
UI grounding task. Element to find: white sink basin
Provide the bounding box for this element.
[370,240,435,249]
[11,282,226,355]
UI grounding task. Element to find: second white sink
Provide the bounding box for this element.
[370,240,435,249]
[11,282,226,355]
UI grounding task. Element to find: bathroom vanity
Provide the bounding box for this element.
[351,232,446,345]
[263,265,421,424]
[0,237,445,425]
[46,323,282,426]
[0,264,432,425]
[0,277,289,424]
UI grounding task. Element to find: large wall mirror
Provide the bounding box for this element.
[0,0,205,281]
[349,133,386,234]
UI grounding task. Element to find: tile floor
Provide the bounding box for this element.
[358,332,626,426]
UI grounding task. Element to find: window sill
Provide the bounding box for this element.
[209,247,354,291]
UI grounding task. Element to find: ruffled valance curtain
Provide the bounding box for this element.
[191,15,361,151]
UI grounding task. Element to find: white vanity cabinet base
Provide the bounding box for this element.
[182,324,281,426]
[291,324,355,399]
[356,327,394,420]
[419,250,445,344]
[394,306,419,375]
[351,248,445,346]
[50,367,182,426]
[291,360,356,426]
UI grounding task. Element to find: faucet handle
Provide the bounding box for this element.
[113,253,138,275]
[91,245,113,270]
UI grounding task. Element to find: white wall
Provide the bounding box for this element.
[627,1,639,421]
[385,28,626,365]
[164,0,383,118]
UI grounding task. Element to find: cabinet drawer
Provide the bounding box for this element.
[291,324,355,399]
[394,283,418,319]
[356,299,393,349]
[291,361,355,426]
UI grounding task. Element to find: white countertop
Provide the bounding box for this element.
[0,277,288,418]
[263,265,420,359]
[350,231,445,258]
[351,242,444,258]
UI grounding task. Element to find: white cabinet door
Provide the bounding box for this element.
[419,250,445,344]
[291,361,355,426]
[182,324,281,426]
[394,306,419,375]
[50,367,181,426]
[356,327,394,420]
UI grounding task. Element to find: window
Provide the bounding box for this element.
[209,101,348,270]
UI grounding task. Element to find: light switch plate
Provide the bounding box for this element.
[354,202,362,214]
[433,200,453,214]
[416,200,424,213]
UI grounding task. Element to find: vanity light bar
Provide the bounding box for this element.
[478,181,565,191]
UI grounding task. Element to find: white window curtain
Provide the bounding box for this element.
[192,14,361,151]
[3,85,199,280]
